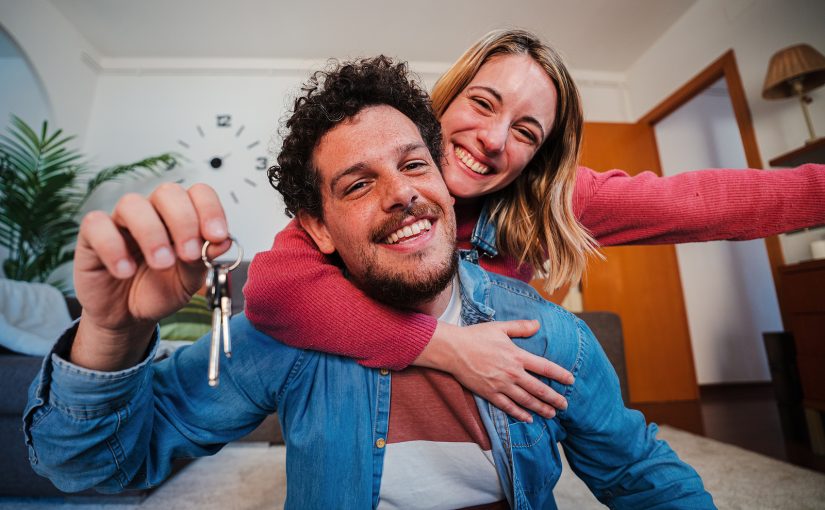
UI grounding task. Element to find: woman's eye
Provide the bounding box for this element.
[472,97,492,111]
[516,128,538,144]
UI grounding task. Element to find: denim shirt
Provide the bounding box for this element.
[24,260,713,509]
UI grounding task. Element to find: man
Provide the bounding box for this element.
[25,57,713,509]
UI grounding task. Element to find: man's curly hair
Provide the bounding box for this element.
[268,55,443,218]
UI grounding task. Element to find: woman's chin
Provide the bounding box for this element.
[443,169,488,200]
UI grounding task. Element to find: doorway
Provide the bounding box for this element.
[653,78,783,384]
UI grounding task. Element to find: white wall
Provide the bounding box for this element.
[625,0,825,264]
[81,66,312,259]
[655,80,781,384]
[0,0,99,142]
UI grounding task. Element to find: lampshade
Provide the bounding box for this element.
[763,44,825,99]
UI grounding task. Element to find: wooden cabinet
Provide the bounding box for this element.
[777,259,825,454]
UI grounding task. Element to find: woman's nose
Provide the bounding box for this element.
[477,119,508,155]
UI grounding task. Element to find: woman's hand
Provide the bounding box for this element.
[414,320,574,422]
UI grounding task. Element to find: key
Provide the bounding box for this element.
[202,238,243,387]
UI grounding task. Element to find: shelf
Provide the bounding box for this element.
[769,137,825,167]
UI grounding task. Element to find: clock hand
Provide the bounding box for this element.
[206,153,232,163]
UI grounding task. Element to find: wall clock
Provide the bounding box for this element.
[167,112,287,256]
[172,113,270,207]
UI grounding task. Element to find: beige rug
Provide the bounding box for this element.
[2,426,824,509]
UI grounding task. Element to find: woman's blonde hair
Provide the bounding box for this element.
[431,28,599,290]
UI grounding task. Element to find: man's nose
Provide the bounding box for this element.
[477,119,508,155]
[380,174,419,212]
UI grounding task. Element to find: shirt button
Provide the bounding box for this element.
[375,438,386,449]
[379,368,389,376]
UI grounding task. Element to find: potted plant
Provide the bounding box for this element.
[0,115,178,291]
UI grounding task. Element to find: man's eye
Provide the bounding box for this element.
[403,161,428,172]
[345,181,368,194]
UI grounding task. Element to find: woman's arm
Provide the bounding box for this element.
[574,164,825,246]
[244,219,435,370]
[244,220,572,421]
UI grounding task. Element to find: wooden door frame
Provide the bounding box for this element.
[637,50,785,300]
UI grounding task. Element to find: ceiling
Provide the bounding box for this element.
[48,0,697,72]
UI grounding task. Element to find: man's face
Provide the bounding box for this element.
[298,105,457,310]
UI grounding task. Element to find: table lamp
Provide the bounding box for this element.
[763,43,825,144]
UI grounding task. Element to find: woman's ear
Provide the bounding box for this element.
[297,210,336,254]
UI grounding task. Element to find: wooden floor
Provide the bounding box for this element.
[632,383,825,475]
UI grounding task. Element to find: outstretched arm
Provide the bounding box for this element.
[574,164,825,246]
[244,220,572,422]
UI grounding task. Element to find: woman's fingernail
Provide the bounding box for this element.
[153,246,175,267]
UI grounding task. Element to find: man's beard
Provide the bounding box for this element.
[353,201,458,310]
[358,250,458,310]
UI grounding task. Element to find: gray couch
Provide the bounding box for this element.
[0,298,155,498]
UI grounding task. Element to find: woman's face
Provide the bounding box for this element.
[439,54,558,200]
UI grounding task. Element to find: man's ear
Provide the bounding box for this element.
[297,210,336,254]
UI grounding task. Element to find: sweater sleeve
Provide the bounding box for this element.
[573,164,825,246]
[243,219,436,370]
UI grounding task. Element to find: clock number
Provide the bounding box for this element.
[256,157,268,171]
[216,114,232,128]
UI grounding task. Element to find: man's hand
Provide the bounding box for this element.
[414,320,574,422]
[71,183,231,371]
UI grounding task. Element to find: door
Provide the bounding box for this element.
[580,121,699,403]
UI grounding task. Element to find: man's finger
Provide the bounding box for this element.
[498,319,540,338]
[111,193,176,270]
[188,183,229,248]
[78,211,136,278]
[149,183,203,263]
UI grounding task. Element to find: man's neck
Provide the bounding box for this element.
[413,279,454,318]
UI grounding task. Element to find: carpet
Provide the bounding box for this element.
[2,426,823,509]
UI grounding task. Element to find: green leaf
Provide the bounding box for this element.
[0,115,177,285]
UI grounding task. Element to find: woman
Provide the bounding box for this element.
[245,29,825,421]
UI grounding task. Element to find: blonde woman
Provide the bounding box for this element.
[246,29,825,420]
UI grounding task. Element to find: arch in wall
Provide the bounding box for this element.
[0,24,52,128]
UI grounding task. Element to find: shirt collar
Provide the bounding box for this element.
[469,201,500,258]
[457,259,496,324]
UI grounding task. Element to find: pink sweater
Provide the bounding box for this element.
[245,164,825,369]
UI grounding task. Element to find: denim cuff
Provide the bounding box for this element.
[47,320,159,415]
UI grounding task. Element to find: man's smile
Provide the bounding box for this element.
[383,218,432,244]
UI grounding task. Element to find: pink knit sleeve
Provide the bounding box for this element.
[243,219,436,370]
[573,164,825,246]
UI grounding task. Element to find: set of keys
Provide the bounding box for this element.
[201,238,243,387]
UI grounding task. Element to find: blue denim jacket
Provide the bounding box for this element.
[24,260,713,509]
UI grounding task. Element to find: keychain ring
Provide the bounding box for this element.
[201,237,243,271]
